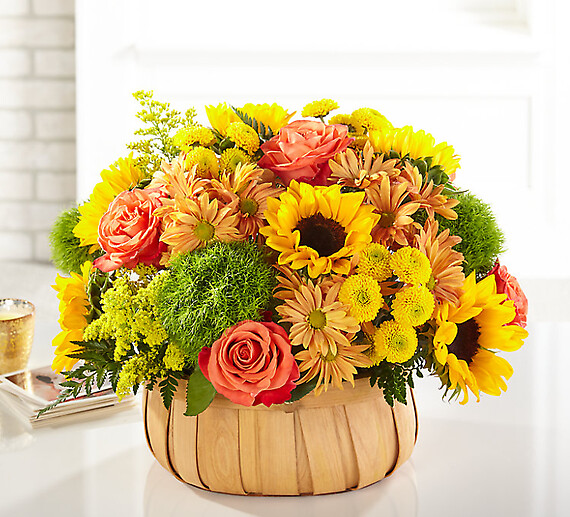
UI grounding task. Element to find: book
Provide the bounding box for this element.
[0,365,135,427]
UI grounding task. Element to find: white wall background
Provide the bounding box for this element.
[75,0,570,282]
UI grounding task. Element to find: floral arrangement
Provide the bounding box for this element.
[47,92,529,415]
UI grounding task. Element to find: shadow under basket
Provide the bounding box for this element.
[143,378,418,496]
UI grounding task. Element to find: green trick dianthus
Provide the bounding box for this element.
[414,191,505,277]
[49,206,97,275]
[155,240,277,364]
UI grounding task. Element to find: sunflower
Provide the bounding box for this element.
[367,175,420,246]
[414,218,465,306]
[277,279,359,356]
[52,261,92,373]
[369,126,460,181]
[158,191,241,262]
[431,272,528,404]
[74,155,146,249]
[295,342,373,395]
[260,181,379,278]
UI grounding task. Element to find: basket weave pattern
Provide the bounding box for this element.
[143,378,418,495]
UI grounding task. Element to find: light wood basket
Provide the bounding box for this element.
[143,378,418,496]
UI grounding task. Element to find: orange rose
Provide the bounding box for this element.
[489,263,528,328]
[198,320,299,407]
[93,188,166,272]
[258,120,353,186]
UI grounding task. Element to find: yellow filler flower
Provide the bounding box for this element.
[339,273,383,323]
[432,272,528,404]
[372,320,418,364]
[52,261,91,373]
[260,181,379,278]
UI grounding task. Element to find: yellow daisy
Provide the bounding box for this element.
[302,98,339,118]
[391,285,435,327]
[372,320,418,364]
[74,155,146,249]
[240,102,295,133]
[390,246,432,286]
[277,279,359,356]
[205,102,294,135]
[260,181,380,278]
[226,122,260,155]
[295,342,373,395]
[339,274,383,323]
[369,126,460,181]
[184,146,219,179]
[52,261,92,373]
[431,272,528,404]
[174,125,216,150]
[350,107,392,133]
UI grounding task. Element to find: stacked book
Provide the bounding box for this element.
[0,365,135,428]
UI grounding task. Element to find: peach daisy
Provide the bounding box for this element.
[295,342,373,395]
[277,280,359,357]
[158,191,241,263]
[398,162,459,220]
[328,140,401,189]
[367,175,421,246]
[414,218,465,306]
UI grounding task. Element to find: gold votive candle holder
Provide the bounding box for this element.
[0,299,35,375]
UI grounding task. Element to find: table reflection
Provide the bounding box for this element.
[143,460,418,517]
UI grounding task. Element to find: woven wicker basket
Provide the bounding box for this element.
[143,378,418,496]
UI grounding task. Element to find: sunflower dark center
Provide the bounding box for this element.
[447,319,480,364]
[295,213,346,257]
[378,212,396,228]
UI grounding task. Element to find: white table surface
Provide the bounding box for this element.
[1,264,569,517]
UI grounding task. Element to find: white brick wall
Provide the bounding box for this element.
[0,2,76,263]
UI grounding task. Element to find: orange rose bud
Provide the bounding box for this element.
[258,120,353,186]
[94,188,166,272]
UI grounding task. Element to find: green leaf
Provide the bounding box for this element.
[184,368,216,416]
[288,377,318,402]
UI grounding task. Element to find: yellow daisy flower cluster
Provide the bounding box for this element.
[301,98,339,119]
[330,107,393,149]
[174,125,216,151]
[226,122,260,155]
[184,146,219,178]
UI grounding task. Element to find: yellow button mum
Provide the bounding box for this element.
[302,98,339,118]
[358,243,392,281]
[372,320,418,364]
[391,285,435,327]
[260,181,380,278]
[339,274,382,322]
[390,246,432,285]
